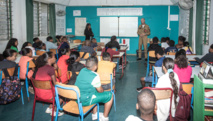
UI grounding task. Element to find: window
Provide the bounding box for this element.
[0,0,12,41]
[203,0,211,45]
[33,2,49,37]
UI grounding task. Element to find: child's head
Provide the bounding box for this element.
[21,48,32,57]
[46,36,53,42]
[85,40,91,46]
[36,41,46,50]
[162,58,178,106]
[91,38,97,43]
[6,38,18,49]
[36,52,55,68]
[137,89,156,116]
[111,35,117,42]
[183,41,189,47]
[209,44,213,53]
[3,49,17,61]
[165,37,170,44]
[33,37,40,43]
[62,36,68,42]
[175,49,188,69]
[155,47,164,59]
[86,56,98,71]
[66,51,80,65]
[21,42,32,50]
[178,36,186,45]
[55,35,62,42]
[169,40,175,47]
[60,48,70,56]
[152,37,159,44]
[42,43,46,50]
[102,52,111,61]
[161,37,166,43]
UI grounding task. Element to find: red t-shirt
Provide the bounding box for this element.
[101,48,119,58]
[174,64,192,83]
[57,55,69,83]
[35,65,55,100]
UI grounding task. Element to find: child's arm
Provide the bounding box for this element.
[96,87,104,93]
[51,75,57,85]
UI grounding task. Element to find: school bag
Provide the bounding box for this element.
[174,83,191,121]
[0,66,21,104]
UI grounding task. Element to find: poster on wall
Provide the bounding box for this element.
[75,18,86,36]
[73,10,81,16]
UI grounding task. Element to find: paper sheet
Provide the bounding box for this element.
[170,15,179,21]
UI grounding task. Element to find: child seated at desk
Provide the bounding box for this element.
[126,89,156,121]
[97,52,116,90]
[75,56,113,121]
[183,42,193,54]
[195,44,213,63]
[101,44,120,59]
[165,40,178,54]
[174,49,192,83]
[36,41,46,51]
[148,37,161,62]
[67,51,85,85]
[105,35,120,50]
[161,37,169,50]
[91,38,98,48]
[156,58,180,121]
[176,36,186,49]
[81,40,97,56]
[0,49,17,69]
[137,48,165,92]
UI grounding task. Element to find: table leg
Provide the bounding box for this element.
[119,56,124,79]
[116,58,119,72]
[124,50,127,65]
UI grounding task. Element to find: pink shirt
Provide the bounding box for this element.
[174,64,192,83]
[18,56,33,79]
[57,55,69,83]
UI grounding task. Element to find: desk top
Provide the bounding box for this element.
[154,66,201,78]
[97,51,125,57]
[70,43,82,49]
[165,55,203,61]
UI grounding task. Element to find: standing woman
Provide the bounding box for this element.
[84,23,94,40]
[6,38,19,52]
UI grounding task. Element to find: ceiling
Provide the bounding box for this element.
[33,0,175,6]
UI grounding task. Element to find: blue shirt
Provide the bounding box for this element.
[45,41,57,51]
[155,56,165,67]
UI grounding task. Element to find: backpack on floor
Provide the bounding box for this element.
[0,67,21,104]
[174,84,191,121]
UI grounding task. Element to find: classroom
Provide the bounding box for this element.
[0,0,213,121]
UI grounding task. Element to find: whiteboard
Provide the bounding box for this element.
[75,18,86,36]
[100,17,138,37]
[100,17,118,36]
[119,17,138,37]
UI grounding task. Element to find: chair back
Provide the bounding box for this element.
[67,71,72,80]
[79,52,90,59]
[182,83,193,95]
[36,50,45,56]
[55,82,80,99]
[167,52,176,55]
[149,51,155,58]
[31,78,52,90]
[49,49,58,55]
[112,48,117,51]
[2,67,16,79]
[98,72,111,84]
[73,39,81,43]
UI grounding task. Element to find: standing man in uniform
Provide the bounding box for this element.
[137,18,150,61]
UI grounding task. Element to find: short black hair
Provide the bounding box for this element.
[153,37,159,44]
[46,36,53,41]
[178,36,186,42]
[102,52,110,60]
[161,37,166,42]
[21,48,32,56]
[155,47,164,56]
[138,89,156,115]
[111,35,116,41]
[169,40,175,47]
[165,37,170,41]
[86,56,98,70]
[183,42,189,46]
[210,44,213,49]
[33,37,39,42]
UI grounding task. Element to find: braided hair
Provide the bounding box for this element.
[163,58,179,107]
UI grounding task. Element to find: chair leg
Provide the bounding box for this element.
[21,88,24,104]
[51,102,55,121]
[97,103,99,121]
[81,114,84,121]
[113,92,116,111]
[32,99,36,121]
[25,78,30,101]
[55,108,59,121]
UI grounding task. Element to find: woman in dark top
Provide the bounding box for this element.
[0,49,17,69]
[84,23,94,40]
[67,51,85,85]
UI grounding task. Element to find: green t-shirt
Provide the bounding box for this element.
[75,68,101,104]
[10,46,18,52]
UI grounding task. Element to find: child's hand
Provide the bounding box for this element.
[53,63,58,70]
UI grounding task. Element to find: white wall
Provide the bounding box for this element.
[179,8,190,41]
[0,0,27,53]
[203,0,213,54]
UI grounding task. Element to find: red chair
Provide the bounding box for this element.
[143,87,173,121]
[30,78,55,121]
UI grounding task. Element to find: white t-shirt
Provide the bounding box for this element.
[156,72,180,121]
[161,42,169,49]
[25,46,36,56]
[125,115,143,121]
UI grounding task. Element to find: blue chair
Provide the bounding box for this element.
[98,73,116,111]
[55,82,99,121]
[0,67,24,104]
[151,66,158,87]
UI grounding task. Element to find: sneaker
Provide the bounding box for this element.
[45,107,52,114]
[100,115,109,121]
[136,87,143,92]
[92,112,103,120]
[137,58,141,61]
[28,87,34,94]
[50,111,64,117]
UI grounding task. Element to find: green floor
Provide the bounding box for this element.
[0,56,153,121]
